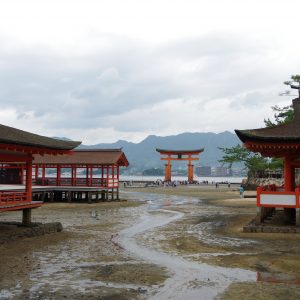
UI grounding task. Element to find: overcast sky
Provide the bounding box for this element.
[0,0,299,144]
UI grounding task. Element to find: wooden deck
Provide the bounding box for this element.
[0,184,118,203]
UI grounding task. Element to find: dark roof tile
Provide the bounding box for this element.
[0,124,81,150]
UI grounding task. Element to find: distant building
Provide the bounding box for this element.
[213,166,229,177]
[195,166,211,176]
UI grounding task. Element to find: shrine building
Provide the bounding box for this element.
[235,97,300,227]
[156,148,204,182]
[0,123,80,225]
[32,149,129,200]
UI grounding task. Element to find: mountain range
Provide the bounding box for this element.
[77,131,241,172]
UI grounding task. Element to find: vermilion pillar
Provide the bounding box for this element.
[42,165,45,185]
[21,164,24,185]
[35,166,38,183]
[25,157,33,202]
[57,165,61,186]
[284,156,294,191]
[188,163,194,182]
[72,166,77,186]
[89,166,93,186]
[86,166,89,186]
[165,161,171,181]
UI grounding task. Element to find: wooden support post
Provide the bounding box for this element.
[41,192,46,202]
[22,208,32,226]
[255,207,263,225]
[111,189,115,201]
[256,206,276,225]
[296,208,300,227]
[95,192,99,203]
[50,191,54,202]
[116,188,120,200]
[284,207,294,224]
[67,190,72,203]
[87,192,92,204]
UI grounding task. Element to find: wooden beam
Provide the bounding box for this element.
[160,157,199,161]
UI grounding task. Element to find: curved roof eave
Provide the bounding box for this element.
[156,148,204,154]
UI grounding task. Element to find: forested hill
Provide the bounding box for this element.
[78,131,241,171]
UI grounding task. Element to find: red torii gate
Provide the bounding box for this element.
[156,148,204,182]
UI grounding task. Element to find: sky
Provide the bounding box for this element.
[0,0,300,144]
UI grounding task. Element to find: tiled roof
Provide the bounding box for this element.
[0,124,81,150]
[33,149,129,166]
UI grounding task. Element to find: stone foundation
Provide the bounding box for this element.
[0,222,63,245]
[255,207,275,225]
[243,219,300,233]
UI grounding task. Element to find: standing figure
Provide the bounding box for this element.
[239,185,244,198]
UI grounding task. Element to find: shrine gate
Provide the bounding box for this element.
[156,148,204,182]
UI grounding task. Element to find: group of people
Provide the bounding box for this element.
[215,182,231,188]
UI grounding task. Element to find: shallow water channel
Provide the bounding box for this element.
[119,192,256,299]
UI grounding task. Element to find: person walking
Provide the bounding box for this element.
[239,185,244,198]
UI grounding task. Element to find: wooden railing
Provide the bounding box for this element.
[0,192,27,206]
[33,177,119,188]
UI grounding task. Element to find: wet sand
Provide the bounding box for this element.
[0,186,300,299]
[126,186,300,299]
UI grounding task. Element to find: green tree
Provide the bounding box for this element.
[219,144,268,172]
[220,76,299,172]
[264,104,294,127]
[284,74,300,97]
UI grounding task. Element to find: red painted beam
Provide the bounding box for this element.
[0,202,42,212]
[0,153,31,163]
[0,143,74,155]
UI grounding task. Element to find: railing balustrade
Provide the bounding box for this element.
[0,192,27,206]
[34,177,117,188]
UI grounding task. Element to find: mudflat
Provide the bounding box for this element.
[0,185,299,299]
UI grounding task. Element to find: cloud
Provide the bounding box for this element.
[0,32,297,143]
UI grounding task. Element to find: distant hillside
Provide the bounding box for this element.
[78,131,241,172]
